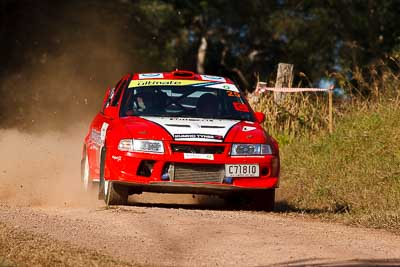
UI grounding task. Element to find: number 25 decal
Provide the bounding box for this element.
[227,91,240,97]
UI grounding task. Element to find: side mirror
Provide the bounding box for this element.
[254,112,265,123]
[103,106,118,118]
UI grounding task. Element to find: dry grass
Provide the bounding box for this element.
[249,91,330,144]
[278,102,400,232]
[332,57,400,102]
[251,65,400,232]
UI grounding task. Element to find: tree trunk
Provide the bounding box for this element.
[274,63,293,103]
[196,36,207,74]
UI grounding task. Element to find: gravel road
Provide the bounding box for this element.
[1,194,400,267]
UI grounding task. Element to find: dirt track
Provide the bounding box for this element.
[1,194,400,267]
[1,129,400,266]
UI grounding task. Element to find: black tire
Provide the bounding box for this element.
[247,189,275,211]
[98,146,107,200]
[105,182,129,206]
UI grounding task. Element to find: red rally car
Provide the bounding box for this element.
[81,70,280,210]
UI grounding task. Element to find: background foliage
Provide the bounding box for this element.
[1,0,400,129]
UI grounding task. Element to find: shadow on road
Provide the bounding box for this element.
[126,193,232,211]
[274,200,331,214]
[122,194,339,215]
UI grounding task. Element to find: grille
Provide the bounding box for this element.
[173,163,224,183]
[171,144,225,154]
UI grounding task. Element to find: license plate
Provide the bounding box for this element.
[225,164,259,177]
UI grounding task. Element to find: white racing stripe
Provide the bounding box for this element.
[142,116,239,142]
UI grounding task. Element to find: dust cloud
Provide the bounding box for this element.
[0,2,134,207]
[0,125,100,207]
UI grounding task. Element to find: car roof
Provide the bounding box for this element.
[131,70,235,84]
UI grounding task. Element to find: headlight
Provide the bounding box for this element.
[118,139,164,154]
[231,144,272,156]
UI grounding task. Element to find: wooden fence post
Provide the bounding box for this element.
[328,86,333,134]
[274,63,293,103]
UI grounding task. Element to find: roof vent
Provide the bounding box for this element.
[172,70,195,78]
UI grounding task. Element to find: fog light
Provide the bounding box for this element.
[261,167,269,176]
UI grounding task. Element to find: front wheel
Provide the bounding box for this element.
[98,146,128,206]
[104,181,129,206]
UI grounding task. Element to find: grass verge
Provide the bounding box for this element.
[0,222,139,267]
[278,101,400,232]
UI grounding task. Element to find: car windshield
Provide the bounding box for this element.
[120,83,255,121]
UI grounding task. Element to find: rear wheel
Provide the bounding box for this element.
[81,150,96,191]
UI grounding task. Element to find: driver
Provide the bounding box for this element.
[196,93,219,117]
[135,90,167,114]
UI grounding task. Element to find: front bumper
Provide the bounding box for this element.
[104,141,280,193]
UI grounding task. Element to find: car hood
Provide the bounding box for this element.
[119,117,174,141]
[120,116,267,143]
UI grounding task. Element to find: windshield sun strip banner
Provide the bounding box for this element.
[129,79,205,87]
[128,79,239,92]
